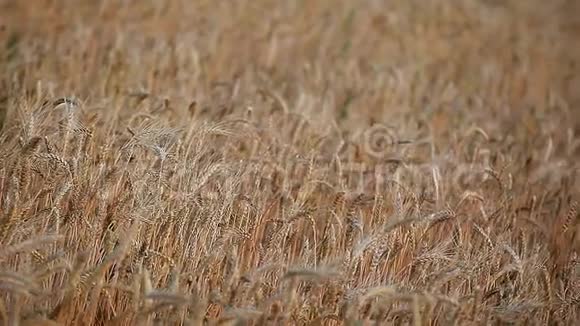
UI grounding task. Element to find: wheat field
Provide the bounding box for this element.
[0,0,579,325]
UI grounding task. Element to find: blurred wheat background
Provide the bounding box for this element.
[0,0,579,325]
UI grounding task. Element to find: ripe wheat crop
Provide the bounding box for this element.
[0,0,579,325]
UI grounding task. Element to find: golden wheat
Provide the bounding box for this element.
[0,0,579,325]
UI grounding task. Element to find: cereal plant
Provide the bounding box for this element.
[0,0,579,325]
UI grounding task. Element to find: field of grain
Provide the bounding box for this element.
[1,1,579,325]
